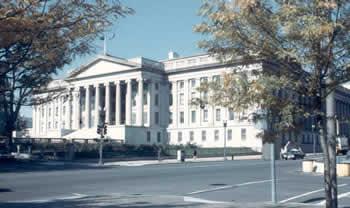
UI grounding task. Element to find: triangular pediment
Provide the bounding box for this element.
[68,55,140,79]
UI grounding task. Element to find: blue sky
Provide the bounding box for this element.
[57,0,204,78]
[23,0,205,117]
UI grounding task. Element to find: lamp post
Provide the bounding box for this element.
[223,120,227,161]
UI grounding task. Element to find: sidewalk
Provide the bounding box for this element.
[101,155,262,167]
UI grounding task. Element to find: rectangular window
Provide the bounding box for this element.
[201,130,206,141]
[155,83,159,90]
[191,110,196,123]
[48,122,51,129]
[203,109,208,122]
[191,79,196,88]
[143,93,148,105]
[179,81,184,89]
[179,93,184,105]
[213,75,220,83]
[178,131,183,142]
[200,77,208,84]
[229,108,234,120]
[215,130,219,141]
[169,94,173,106]
[155,112,159,124]
[180,111,184,123]
[63,106,66,116]
[169,112,173,124]
[203,91,208,102]
[155,94,159,106]
[190,131,194,142]
[241,128,246,141]
[42,108,44,117]
[49,108,51,117]
[55,121,58,129]
[169,83,172,91]
[147,131,151,142]
[216,109,221,121]
[228,129,232,140]
[157,132,161,143]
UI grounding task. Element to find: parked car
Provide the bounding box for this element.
[281,148,305,160]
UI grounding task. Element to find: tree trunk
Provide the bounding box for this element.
[4,116,15,152]
[326,90,338,208]
[319,127,332,208]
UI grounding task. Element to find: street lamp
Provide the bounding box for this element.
[223,120,227,161]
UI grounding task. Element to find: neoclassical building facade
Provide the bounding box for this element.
[30,53,350,152]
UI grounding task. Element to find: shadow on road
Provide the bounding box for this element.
[0,160,112,173]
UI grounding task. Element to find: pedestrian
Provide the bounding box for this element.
[193,149,197,160]
[157,148,162,162]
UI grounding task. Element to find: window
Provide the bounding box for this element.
[216,109,221,121]
[179,93,184,105]
[155,83,159,90]
[180,111,184,123]
[63,106,66,116]
[229,109,234,120]
[155,94,159,106]
[62,121,65,129]
[169,83,172,91]
[241,128,246,141]
[203,109,208,122]
[155,112,159,125]
[147,131,151,142]
[228,129,232,140]
[191,110,196,123]
[41,108,44,117]
[190,131,194,141]
[169,112,173,124]
[178,132,183,142]
[143,112,148,124]
[55,121,58,129]
[200,77,208,84]
[48,122,51,129]
[143,93,148,105]
[157,132,161,143]
[132,113,136,124]
[203,91,208,102]
[191,79,196,88]
[49,108,51,117]
[215,130,219,141]
[169,94,173,106]
[201,130,206,141]
[178,80,184,89]
[213,75,220,83]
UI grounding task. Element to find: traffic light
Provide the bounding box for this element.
[103,124,107,135]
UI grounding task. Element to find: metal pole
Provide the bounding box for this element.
[271,142,277,203]
[99,134,103,166]
[223,121,227,161]
[103,33,107,56]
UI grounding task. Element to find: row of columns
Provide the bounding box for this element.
[73,79,146,129]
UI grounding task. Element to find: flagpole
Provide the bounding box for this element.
[103,33,107,55]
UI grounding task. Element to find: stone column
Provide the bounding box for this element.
[66,92,72,129]
[125,80,132,125]
[105,82,110,124]
[95,84,100,126]
[58,96,63,130]
[115,81,121,125]
[147,80,153,126]
[32,106,37,136]
[172,81,178,127]
[137,79,144,126]
[184,79,189,126]
[73,89,80,129]
[85,86,90,128]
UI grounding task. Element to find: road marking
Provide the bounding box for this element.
[279,184,347,203]
[7,193,87,203]
[184,196,227,204]
[187,179,272,195]
[316,190,350,205]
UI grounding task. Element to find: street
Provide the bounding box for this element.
[1,159,350,207]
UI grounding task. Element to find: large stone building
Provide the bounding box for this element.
[30,52,350,152]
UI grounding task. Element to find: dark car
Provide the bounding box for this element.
[281,148,305,160]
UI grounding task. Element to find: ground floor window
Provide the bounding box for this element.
[228,129,232,140]
[241,128,246,141]
[147,131,151,143]
[157,132,161,143]
[178,131,182,142]
[202,130,206,141]
[214,130,219,141]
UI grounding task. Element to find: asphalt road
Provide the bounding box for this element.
[1,159,350,207]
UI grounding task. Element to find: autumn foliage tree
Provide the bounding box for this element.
[0,0,133,147]
[195,0,350,207]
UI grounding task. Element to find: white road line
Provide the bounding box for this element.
[7,193,87,203]
[316,190,350,205]
[184,196,227,204]
[279,184,347,203]
[187,179,272,195]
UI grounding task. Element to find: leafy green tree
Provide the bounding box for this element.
[0,0,133,148]
[195,1,350,207]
